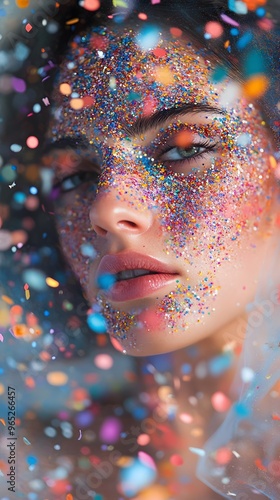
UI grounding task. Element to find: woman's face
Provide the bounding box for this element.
[48,25,277,356]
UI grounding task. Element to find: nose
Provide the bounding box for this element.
[89,184,154,238]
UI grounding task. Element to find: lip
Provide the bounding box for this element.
[95,252,179,302]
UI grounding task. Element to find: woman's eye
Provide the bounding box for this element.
[57,171,99,193]
[159,142,216,163]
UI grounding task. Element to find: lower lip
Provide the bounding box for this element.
[103,274,179,302]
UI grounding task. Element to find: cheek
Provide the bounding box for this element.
[54,190,97,286]
[154,147,273,265]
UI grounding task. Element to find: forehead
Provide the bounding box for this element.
[51,25,225,139]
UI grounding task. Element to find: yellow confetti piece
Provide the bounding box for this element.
[46,371,69,386]
[66,18,79,25]
[59,83,72,95]
[25,289,30,300]
[154,66,174,86]
[1,295,14,305]
[113,0,128,7]
[269,155,277,169]
[70,98,84,110]
[45,277,59,288]
[243,74,269,99]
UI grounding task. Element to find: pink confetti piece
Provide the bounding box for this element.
[220,13,240,26]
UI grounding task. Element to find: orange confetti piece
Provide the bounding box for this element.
[16,0,29,6]
[70,98,84,110]
[46,277,59,288]
[11,324,28,337]
[255,458,267,471]
[25,376,36,388]
[272,413,280,421]
[154,66,174,85]
[1,295,14,305]
[243,74,269,99]
[66,18,79,25]
[175,130,194,148]
[0,419,6,426]
[59,83,72,95]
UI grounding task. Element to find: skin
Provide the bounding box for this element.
[46,24,280,357]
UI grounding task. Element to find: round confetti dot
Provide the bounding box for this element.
[170,454,184,466]
[10,144,22,153]
[94,353,114,370]
[44,426,57,438]
[24,195,39,211]
[0,230,13,251]
[12,77,26,93]
[26,136,39,149]
[138,12,148,20]
[215,447,232,465]
[1,164,17,182]
[243,74,269,98]
[241,366,255,382]
[87,312,107,333]
[82,0,100,10]
[22,269,47,291]
[179,413,193,424]
[33,103,41,113]
[59,82,71,95]
[137,434,151,446]
[70,98,84,109]
[154,66,174,85]
[175,130,193,148]
[205,21,223,38]
[170,27,182,37]
[211,391,231,412]
[46,371,69,386]
[99,417,121,444]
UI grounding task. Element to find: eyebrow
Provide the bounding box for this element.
[44,102,225,153]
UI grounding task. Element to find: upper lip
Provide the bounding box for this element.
[96,252,178,281]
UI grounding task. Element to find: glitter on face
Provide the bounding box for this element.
[47,25,277,355]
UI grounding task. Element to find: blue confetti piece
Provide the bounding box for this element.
[211,65,228,83]
[87,312,107,333]
[228,0,248,15]
[236,31,253,50]
[96,273,116,290]
[136,24,160,51]
[209,352,233,376]
[26,455,38,466]
[234,402,251,418]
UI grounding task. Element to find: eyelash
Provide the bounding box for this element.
[156,138,217,167]
[53,171,99,194]
[53,136,218,194]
